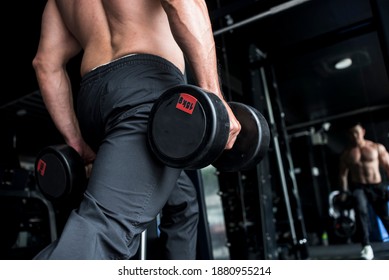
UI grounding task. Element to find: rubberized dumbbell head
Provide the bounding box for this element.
[212,102,270,172]
[35,145,86,201]
[148,84,229,169]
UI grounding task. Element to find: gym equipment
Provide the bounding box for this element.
[35,145,86,202]
[328,191,356,240]
[148,84,270,172]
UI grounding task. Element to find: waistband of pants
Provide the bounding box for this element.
[81,53,184,85]
[350,182,381,189]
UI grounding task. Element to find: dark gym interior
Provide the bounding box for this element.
[1,0,389,260]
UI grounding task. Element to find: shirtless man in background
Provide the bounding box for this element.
[339,122,389,260]
[32,0,241,259]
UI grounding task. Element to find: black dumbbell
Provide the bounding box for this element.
[35,145,87,202]
[147,84,270,172]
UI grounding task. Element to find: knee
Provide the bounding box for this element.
[162,199,199,223]
[353,191,367,211]
[354,201,368,215]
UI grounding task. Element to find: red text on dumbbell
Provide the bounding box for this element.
[37,159,47,176]
[176,93,197,114]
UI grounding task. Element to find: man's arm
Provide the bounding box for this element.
[378,143,389,178]
[32,0,95,163]
[339,152,349,192]
[160,0,241,149]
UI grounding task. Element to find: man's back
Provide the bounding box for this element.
[55,0,185,76]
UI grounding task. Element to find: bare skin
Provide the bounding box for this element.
[339,124,389,192]
[32,0,241,167]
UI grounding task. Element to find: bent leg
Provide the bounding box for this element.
[35,106,183,259]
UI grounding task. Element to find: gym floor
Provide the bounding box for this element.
[308,242,389,260]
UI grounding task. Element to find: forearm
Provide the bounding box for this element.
[339,163,349,191]
[383,158,389,179]
[378,144,389,178]
[339,176,348,192]
[161,0,222,97]
[382,159,389,178]
[384,163,389,178]
[34,60,96,163]
[34,62,83,148]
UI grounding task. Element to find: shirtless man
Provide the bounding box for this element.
[339,123,389,260]
[32,0,241,259]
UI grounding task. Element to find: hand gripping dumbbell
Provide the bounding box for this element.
[35,145,87,202]
[148,84,270,172]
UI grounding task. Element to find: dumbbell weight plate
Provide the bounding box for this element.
[35,145,86,201]
[148,85,229,169]
[212,102,270,172]
[333,216,356,238]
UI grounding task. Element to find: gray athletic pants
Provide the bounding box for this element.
[34,54,199,260]
[351,183,389,246]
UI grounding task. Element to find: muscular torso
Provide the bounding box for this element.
[55,0,185,76]
[342,140,382,184]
